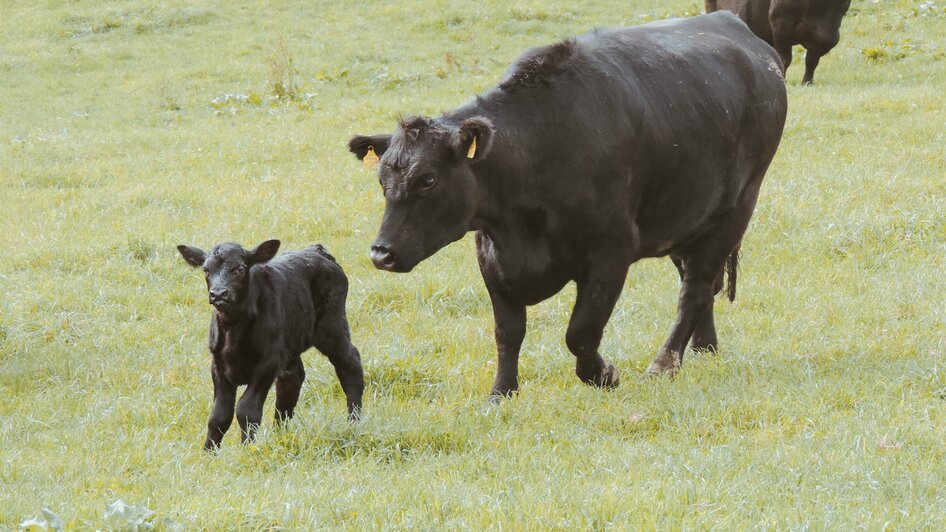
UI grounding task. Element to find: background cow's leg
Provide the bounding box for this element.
[274,355,306,424]
[485,281,527,401]
[565,267,626,388]
[774,41,793,75]
[803,49,822,85]
[672,255,724,353]
[236,366,276,444]
[205,363,237,450]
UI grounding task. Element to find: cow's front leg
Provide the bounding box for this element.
[477,233,528,402]
[485,284,527,401]
[205,363,237,451]
[565,268,627,388]
[236,365,276,444]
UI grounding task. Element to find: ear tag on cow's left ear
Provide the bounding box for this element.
[363,146,380,170]
[466,137,477,159]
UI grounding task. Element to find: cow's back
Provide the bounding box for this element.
[706,0,774,44]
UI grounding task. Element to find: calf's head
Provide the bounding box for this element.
[349,116,494,272]
[177,240,281,316]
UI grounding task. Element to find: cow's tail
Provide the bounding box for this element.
[724,245,739,302]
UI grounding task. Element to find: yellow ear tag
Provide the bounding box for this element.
[467,137,477,159]
[363,146,380,170]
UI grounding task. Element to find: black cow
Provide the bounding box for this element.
[349,12,786,399]
[706,0,852,85]
[177,240,364,449]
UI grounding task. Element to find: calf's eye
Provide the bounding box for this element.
[422,175,437,190]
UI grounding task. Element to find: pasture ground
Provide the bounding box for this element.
[1,0,944,528]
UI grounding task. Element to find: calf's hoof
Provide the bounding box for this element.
[646,350,681,378]
[578,361,620,389]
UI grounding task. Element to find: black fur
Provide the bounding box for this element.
[177,241,364,450]
[350,12,787,392]
[706,0,852,84]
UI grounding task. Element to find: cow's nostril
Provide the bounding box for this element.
[370,246,396,270]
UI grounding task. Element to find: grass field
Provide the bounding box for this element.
[2,0,945,528]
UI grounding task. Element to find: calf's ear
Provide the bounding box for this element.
[249,239,280,265]
[452,117,495,161]
[348,134,392,160]
[177,245,206,267]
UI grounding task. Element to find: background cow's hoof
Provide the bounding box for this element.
[645,350,681,377]
[488,387,517,404]
[578,361,620,389]
[690,343,718,355]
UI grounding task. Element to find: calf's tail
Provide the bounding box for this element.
[725,245,739,302]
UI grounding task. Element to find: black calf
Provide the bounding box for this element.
[178,240,364,450]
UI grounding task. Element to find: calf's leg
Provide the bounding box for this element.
[315,326,364,420]
[275,355,306,424]
[205,363,237,451]
[236,366,276,444]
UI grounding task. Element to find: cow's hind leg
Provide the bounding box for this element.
[648,182,763,377]
[802,49,822,86]
[565,262,628,388]
[274,355,306,424]
[671,254,724,353]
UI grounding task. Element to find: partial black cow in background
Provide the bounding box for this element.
[349,12,787,399]
[706,0,852,84]
[178,240,364,450]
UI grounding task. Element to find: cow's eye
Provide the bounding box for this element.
[421,175,437,190]
[236,265,246,274]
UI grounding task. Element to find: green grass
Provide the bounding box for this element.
[2,0,945,528]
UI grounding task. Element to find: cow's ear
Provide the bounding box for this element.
[348,134,392,161]
[249,239,280,265]
[453,117,495,161]
[177,245,206,268]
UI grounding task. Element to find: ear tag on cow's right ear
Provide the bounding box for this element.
[466,137,477,159]
[363,146,380,170]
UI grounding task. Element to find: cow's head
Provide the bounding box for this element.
[177,240,280,317]
[349,116,494,272]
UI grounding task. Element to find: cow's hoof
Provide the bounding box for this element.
[690,342,717,355]
[579,361,620,389]
[487,388,518,404]
[645,350,681,378]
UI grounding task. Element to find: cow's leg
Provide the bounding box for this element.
[648,182,763,377]
[236,365,276,444]
[802,50,822,85]
[774,42,793,75]
[566,265,627,388]
[205,363,237,451]
[672,254,724,353]
[476,233,528,401]
[274,355,306,424]
[486,281,527,401]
